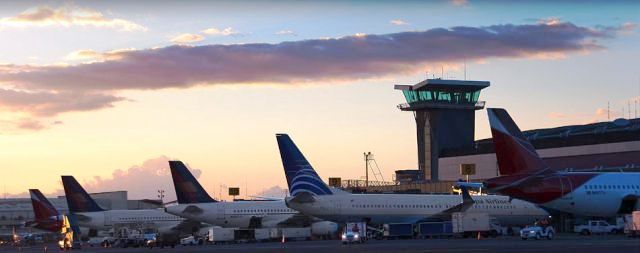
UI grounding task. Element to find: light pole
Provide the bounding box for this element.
[157,189,165,205]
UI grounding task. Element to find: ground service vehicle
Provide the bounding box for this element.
[624,211,640,237]
[452,212,500,237]
[574,220,621,235]
[342,222,366,244]
[383,223,413,239]
[417,222,453,238]
[520,226,555,240]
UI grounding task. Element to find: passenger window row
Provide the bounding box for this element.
[585,184,639,190]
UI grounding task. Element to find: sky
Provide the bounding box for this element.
[0,0,639,201]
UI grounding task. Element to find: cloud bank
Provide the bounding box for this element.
[0,6,147,32]
[0,22,626,131]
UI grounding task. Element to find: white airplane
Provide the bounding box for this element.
[61,176,200,240]
[275,133,549,226]
[473,108,640,217]
[164,161,337,232]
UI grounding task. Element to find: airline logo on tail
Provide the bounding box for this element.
[488,108,547,175]
[61,176,105,213]
[29,189,59,221]
[276,134,333,196]
[169,161,217,204]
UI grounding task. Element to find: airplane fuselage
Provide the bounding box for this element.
[487,172,640,217]
[286,193,548,226]
[165,200,302,228]
[73,209,186,234]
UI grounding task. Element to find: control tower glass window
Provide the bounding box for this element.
[402,90,480,105]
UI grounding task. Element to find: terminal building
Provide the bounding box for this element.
[345,78,640,194]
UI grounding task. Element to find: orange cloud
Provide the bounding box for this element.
[201,27,242,36]
[170,33,205,44]
[0,5,147,32]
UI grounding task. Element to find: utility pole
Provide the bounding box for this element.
[157,189,165,204]
[364,152,371,188]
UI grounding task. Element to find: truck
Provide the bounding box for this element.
[342,222,366,244]
[574,220,622,235]
[207,227,235,244]
[417,222,453,238]
[624,211,640,237]
[383,223,413,239]
[452,212,500,238]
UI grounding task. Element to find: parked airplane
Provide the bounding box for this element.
[60,176,200,238]
[275,133,548,226]
[27,189,63,232]
[475,108,640,217]
[165,161,337,232]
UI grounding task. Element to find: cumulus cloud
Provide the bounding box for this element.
[201,27,241,36]
[4,156,202,201]
[78,156,203,201]
[1,22,620,92]
[275,30,297,36]
[390,19,409,26]
[170,33,205,44]
[254,185,288,199]
[0,5,147,32]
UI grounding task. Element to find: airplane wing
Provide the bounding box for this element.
[168,219,204,234]
[417,186,475,222]
[274,213,320,227]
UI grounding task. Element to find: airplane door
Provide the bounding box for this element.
[104,212,111,227]
[560,176,573,200]
[330,199,341,215]
[217,204,225,221]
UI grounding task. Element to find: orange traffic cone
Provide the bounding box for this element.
[281,234,286,243]
[477,232,481,240]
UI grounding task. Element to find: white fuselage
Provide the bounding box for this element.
[74,209,186,234]
[287,193,548,226]
[165,200,300,228]
[543,173,640,217]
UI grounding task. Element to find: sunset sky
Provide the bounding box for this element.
[1,0,639,201]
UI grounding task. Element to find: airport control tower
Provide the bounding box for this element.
[395,79,489,181]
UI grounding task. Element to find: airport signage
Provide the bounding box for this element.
[228,187,240,196]
[459,164,476,175]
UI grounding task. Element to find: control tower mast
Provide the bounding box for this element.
[395,79,489,181]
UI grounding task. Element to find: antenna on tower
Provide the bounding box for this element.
[464,57,467,80]
[607,101,610,121]
[441,66,444,79]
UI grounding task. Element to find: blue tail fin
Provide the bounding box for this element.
[61,176,105,213]
[276,134,332,196]
[169,161,217,204]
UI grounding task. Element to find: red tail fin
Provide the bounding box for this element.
[488,108,547,175]
[29,189,59,221]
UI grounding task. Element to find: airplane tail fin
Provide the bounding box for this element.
[276,134,333,196]
[29,189,59,221]
[61,176,105,213]
[168,161,217,204]
[488,108,547,175]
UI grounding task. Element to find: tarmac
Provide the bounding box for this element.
[2,234,639,253]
